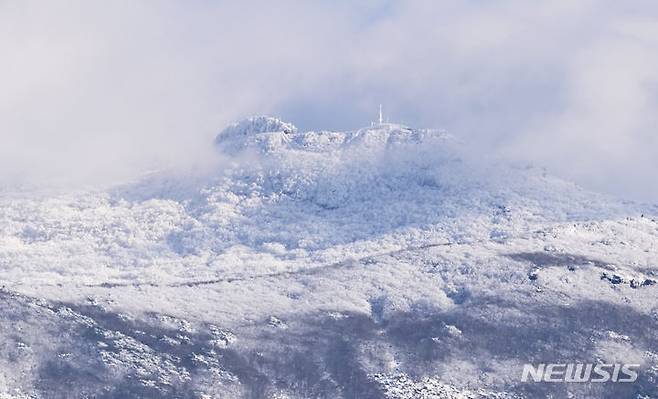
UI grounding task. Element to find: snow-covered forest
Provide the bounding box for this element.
[1,117,656,398]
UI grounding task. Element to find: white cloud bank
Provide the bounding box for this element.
[1,0,657,201]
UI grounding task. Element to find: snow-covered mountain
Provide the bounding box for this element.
[0,117,657,398]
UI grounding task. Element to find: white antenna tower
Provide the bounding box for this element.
[379,104,383,125]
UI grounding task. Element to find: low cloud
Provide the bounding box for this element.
[1,1,657,201]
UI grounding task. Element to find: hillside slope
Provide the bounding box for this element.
[0,117,656,398]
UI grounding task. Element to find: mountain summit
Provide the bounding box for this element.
[214,116,298,153]
[0,115,655,398]
[214,115,450,154]
[215,115,297,141]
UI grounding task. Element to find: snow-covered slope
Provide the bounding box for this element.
[0,117,656,398]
